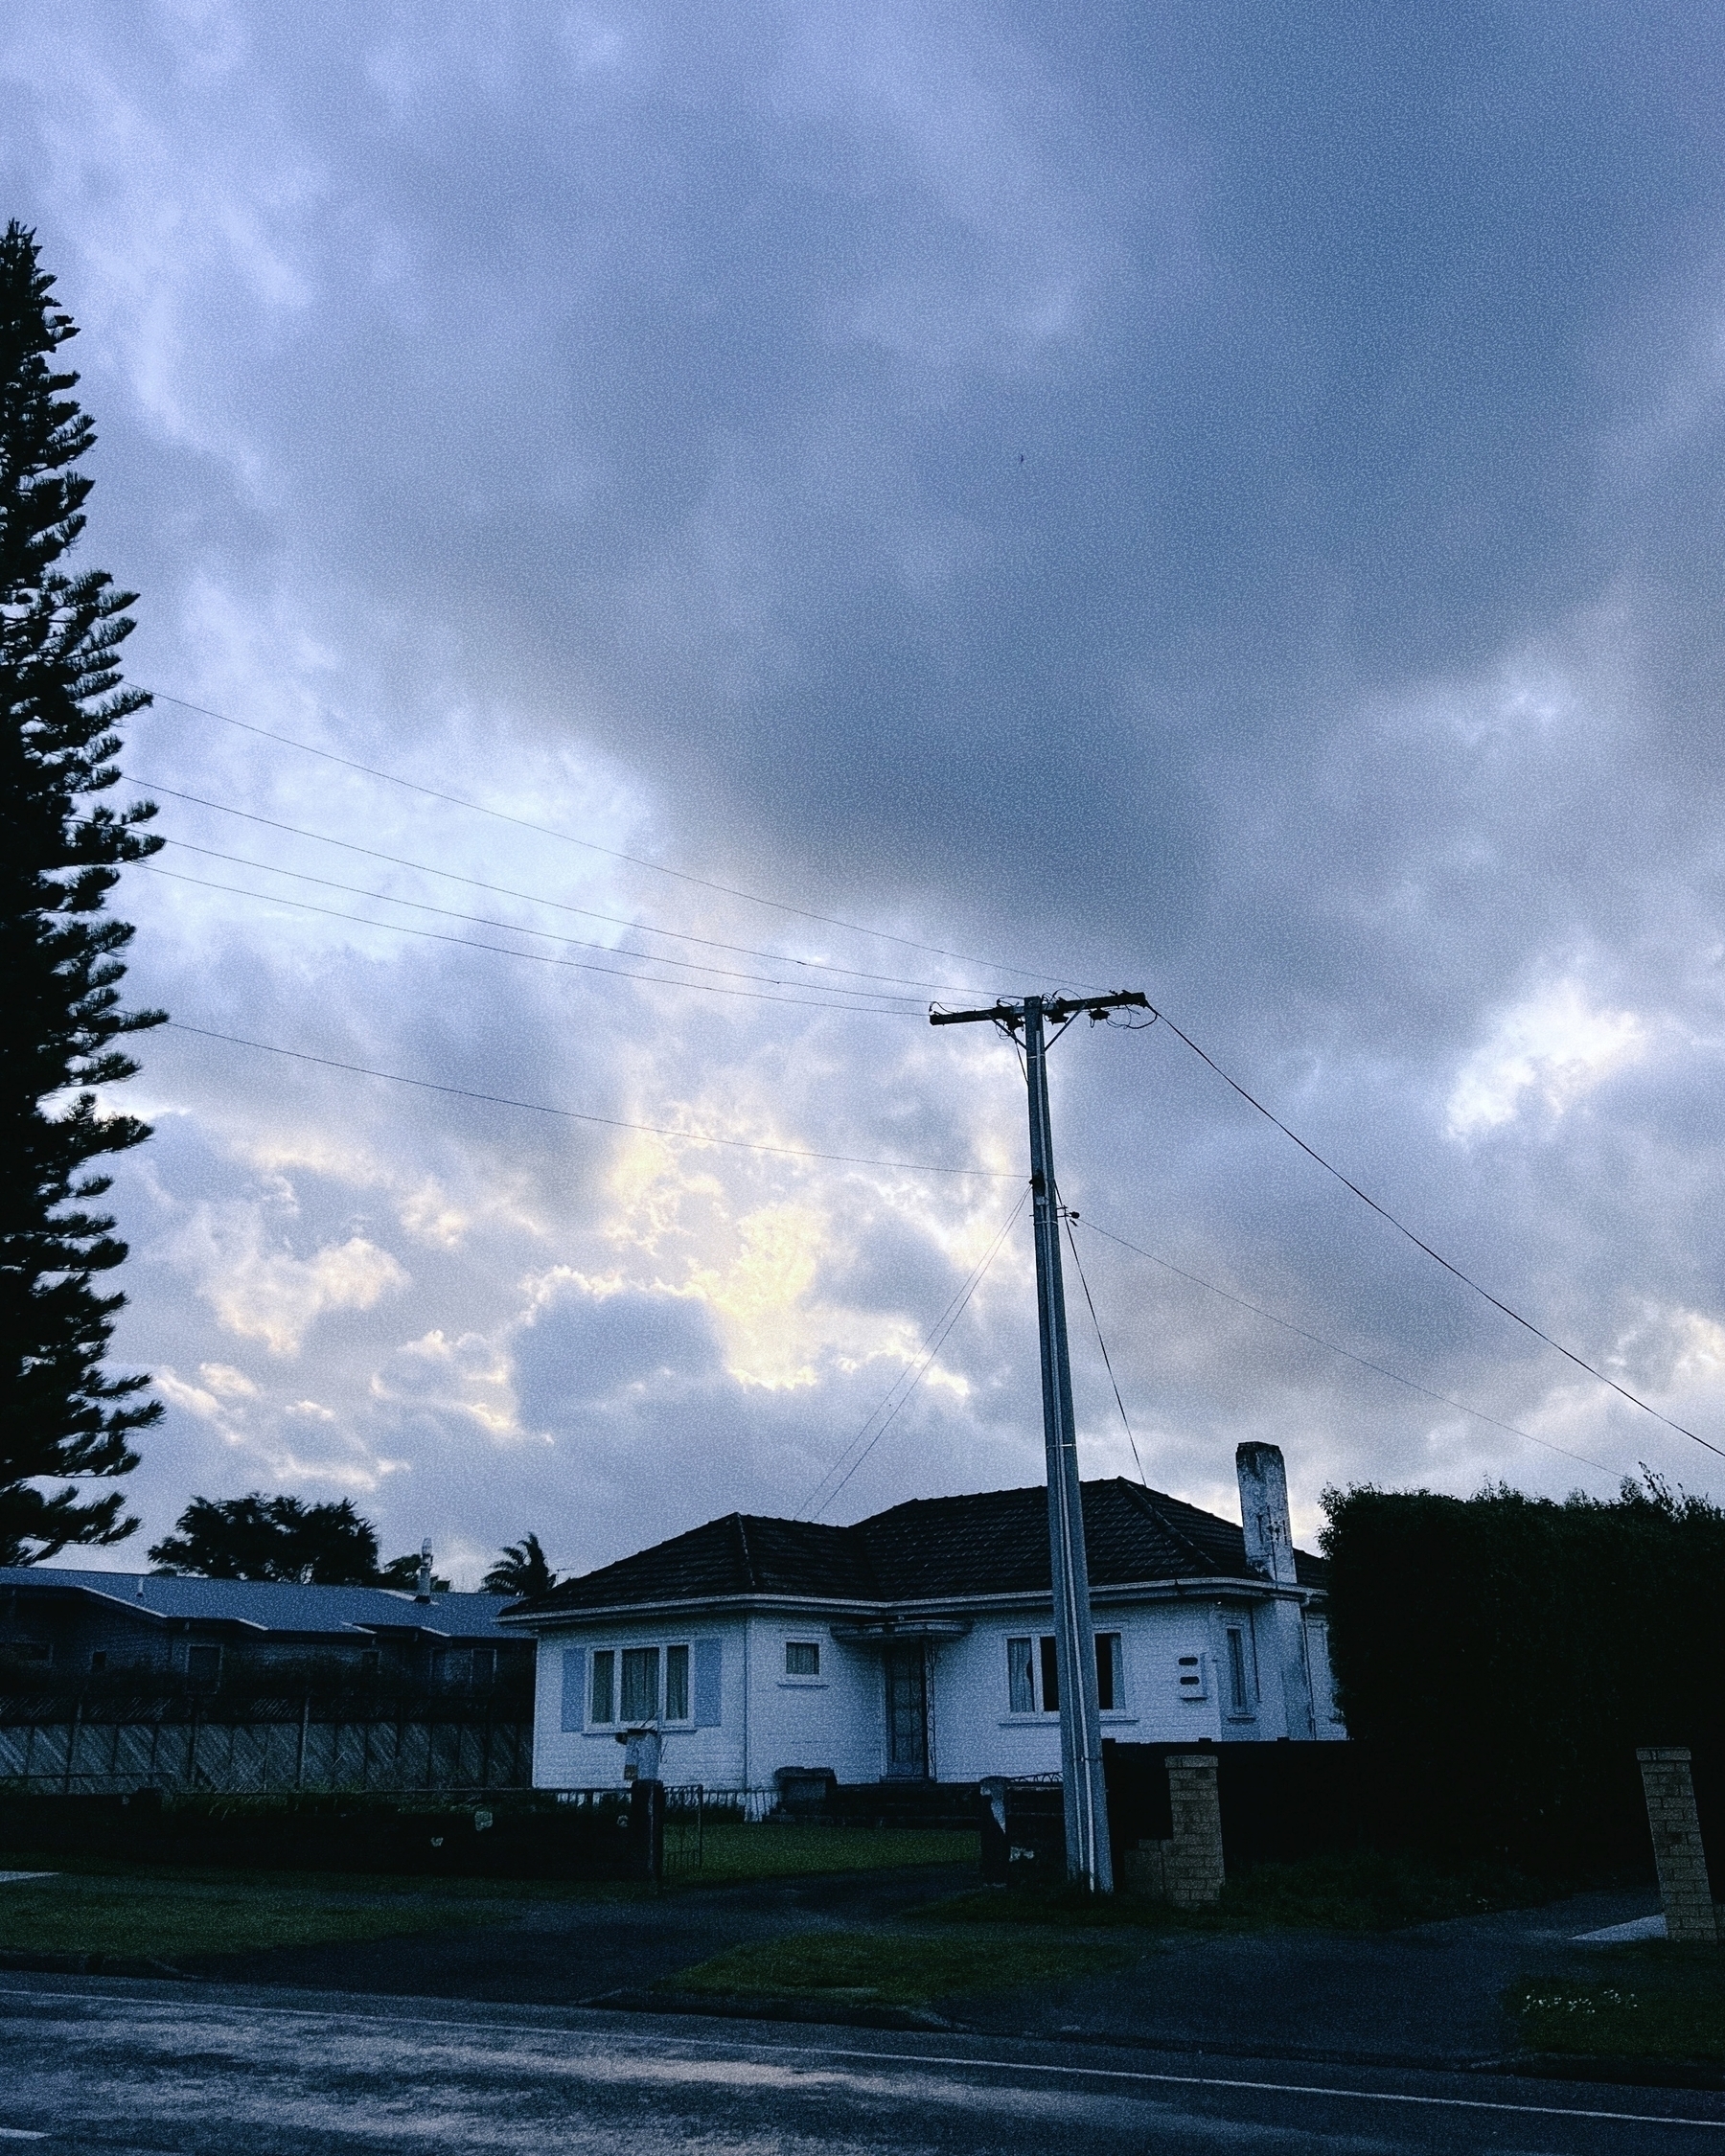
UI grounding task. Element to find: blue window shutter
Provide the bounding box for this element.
[694,1638,723,1727]
[561,1648,585,1732]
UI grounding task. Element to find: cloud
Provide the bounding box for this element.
[6,2,1725,1581]
[172,1204,410,1356]
[1447,982,1649,1139]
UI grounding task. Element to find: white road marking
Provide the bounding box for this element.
[0,1874,56,1887]
[0,2129,47,2141]
[5,1985,1723,2131]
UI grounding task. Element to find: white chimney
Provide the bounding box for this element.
[415,1539,433,1602]
[1236,1442,1298,1586]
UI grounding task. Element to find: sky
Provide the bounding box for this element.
[6,1,1725,1586]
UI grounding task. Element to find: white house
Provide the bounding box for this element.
[502,1442,1343,1794]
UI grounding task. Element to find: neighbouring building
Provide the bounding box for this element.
[0,1566,535,1794]
[504,1442,1343,1795]
[0,1568,529,1691]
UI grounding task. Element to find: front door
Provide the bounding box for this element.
[884,1644,928,1778]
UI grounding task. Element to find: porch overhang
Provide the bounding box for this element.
[829,1618,973,1644]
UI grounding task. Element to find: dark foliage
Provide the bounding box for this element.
[150,1493,386,1585]
[482,1531,557,1597]
[149,1490,452,1590]
[1321,1474,1725,1871]
[1,222,164,1565]
[376,1548,451,1592]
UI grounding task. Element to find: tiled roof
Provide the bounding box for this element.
[0,1568,518,1640]
[511,1478,1326,1619]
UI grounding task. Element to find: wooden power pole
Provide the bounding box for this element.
[931,989,1148,1892]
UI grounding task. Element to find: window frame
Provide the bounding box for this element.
[586,1640,698,1729]
[663,1641,692,1724]
[588,1646,616,1727]
[1223,1621,1256,1719]
[619,1643,661,1725]
[1006,1635,1036,1714]
[783,1640,821,1681]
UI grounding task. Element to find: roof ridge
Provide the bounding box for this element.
[1118,1479,1227,1573]
[732,1513,757,1593]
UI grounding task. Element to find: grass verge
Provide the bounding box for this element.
[667,1824,977,1885]
[661,1926,1138,2007]
[927,1852,1561,1935]
[0,1869,521,1961]
[1509,1947,1725,2064]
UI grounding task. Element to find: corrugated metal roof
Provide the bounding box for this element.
[0,1569,518,1640]
[511,1478,1326,1620]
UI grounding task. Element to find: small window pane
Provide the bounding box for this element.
[1095,1631,1122,1712]
[621,1645,659,1722]
[1039,1636,1060,1713]
[665,1643,690,1721]
[785,1640,819,1677]
[1006,1637,1035,1714]
[589,1648,615,1724]
[185,1643,221,1687]
[1226,1627,1252,1716]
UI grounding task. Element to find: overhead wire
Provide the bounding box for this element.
[799,1188,1030,1521]
[1142,1006,1725,1463]
[1063,1208,1148,1486]
[154,837,976,998]
[1076,1215,1617,1479]
[141,687,1056,982]
[120,775,992,998]
[159,1021,1019,1180]
[139,862,924,1016]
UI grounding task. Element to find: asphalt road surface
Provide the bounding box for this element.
[3,1975,1723,2155]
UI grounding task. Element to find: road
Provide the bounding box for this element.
[1,1974,1722,2154]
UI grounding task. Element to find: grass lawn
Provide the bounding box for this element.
[1509,1947,1725,2065]
[928,1852,1560,1935]
[668,1823,977,1885]
[0,1869,524,1961]
[661,1926,1138,2007]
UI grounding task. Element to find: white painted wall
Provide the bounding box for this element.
[526,1588,1330,1789]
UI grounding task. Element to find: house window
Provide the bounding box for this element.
[1225,1625,1254,1717]
[1006,1637,1036,1713]
[1039,1636,1061,1713]
[184,1642,221,1687]
[89,1651,108,1673]
[784,1640,819,1678]
[4,1641,52,1666]
[589,1648,616,1725]
[1095,1632,1123,1711]
[620,1645,659,1723]
[665,1643,691,1722]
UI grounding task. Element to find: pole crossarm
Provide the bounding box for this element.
[930,991,1150,1028]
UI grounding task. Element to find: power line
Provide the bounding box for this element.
[159,1021,1019,1179]
[1076,1215,1617,1479]
[153,838,966,997]
[1145,1006,1725,1462]
[142,687,1051,981]
[1063,1210,1148,1486]
[139,863,922,1016]
[799,1189,1030,1521]
[122,776,989,998]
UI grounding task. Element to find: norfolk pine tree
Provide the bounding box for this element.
[1,222,163,1564]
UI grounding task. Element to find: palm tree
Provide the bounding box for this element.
[482,1532,557,1597]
